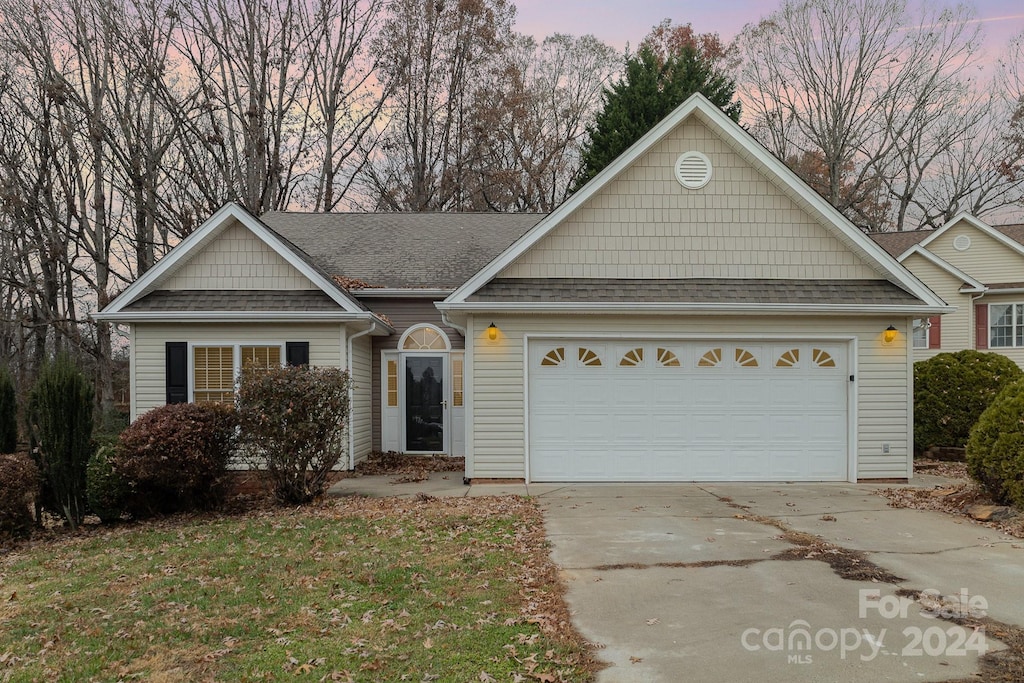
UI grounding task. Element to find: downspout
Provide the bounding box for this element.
[440,309,467,336]
[347,321,377,470]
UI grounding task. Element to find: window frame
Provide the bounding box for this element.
[188,341,286,404]
[988,304,1024,349]
[911,319,930,350]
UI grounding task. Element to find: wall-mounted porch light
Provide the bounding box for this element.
[487,322,498,341]
[883,325,898,345]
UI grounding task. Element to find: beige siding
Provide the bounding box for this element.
[350,334,373,464]
[927,221,1024,282]
[132,322,346,418]
[901,253,970,362]
[165,219,314,290]
[500,118,880,280]
[468,314,911,481]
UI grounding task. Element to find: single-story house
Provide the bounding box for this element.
[95,94,949,483]
[871,215,1024,366]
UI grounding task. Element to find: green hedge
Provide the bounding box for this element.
[914,351,1022,452]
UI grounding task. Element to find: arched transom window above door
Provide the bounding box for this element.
[400,324,451,351]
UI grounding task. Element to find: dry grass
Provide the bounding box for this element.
[0,496,595,682]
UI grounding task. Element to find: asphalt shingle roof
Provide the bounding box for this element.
[126,290,342,312]
[468,278,922,305]
[259,212,545,289]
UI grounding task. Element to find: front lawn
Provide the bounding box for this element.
[0,497,593,681]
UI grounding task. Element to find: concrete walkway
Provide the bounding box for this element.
[328,473,1024,682]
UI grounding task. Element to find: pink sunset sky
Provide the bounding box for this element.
[514,0,1024,58]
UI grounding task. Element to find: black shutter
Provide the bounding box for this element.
[165,342,188,404]
[286,342,309,367]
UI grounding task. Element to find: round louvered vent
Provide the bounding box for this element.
[674,151,712,189]
[953,234,971,251]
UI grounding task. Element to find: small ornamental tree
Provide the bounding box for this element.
[0,365,17,453]
[236,365,352,504]
[966,379,1024,508]
[28,353,94,529]
[913,351,1023,453]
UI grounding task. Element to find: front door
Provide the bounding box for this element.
[405,355,445,452]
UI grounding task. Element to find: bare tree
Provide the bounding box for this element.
[470,33,619,211]
[739,0,999,231]
[366,0,517,211]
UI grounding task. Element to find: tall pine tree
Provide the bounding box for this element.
[573,43,741,190]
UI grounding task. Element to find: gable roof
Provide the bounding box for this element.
[899,247,986,292]
[871,222,1024,260]
[95,203,382,324]
[261,212,544,289]
[443,93,947,312]
[913,213,1024,261]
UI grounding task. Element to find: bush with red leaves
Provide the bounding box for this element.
[0,452,39,541]
[113,403,237,517]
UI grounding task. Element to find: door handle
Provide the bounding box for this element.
[441,400,448,409]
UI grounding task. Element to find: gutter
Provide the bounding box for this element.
[436,302,954,316]
[346,321,377,471]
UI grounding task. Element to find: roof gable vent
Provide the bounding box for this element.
[674,151,712,189]
[953,234,971,251]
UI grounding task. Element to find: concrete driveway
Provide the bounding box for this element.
[540,482,1024,683]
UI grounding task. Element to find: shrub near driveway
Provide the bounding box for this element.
[914,350,1023,452]
[967,378,1024,508]
[0,497,592,682]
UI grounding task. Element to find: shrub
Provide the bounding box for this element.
[0,366,16,453]
[914,351,1023,452]
[966,379,1024,507]
[0,453,39,541]
[113,403,236,517]
[28,353,94,529]
[86,444,128,523]
[236,365,352,504]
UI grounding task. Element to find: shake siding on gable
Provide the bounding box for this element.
[350,334,373,464]
[900,253,969,361]
[164,219,314,291]
[468,315,912,480]
[500,118,880,281]
[131,322,346,419]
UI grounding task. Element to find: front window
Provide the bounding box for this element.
[912,319,929,350]
[989,304,1024,348]
[193,344,283,404]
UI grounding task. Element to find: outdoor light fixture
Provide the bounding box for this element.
[487,322,498,341]
[883,325,898,344]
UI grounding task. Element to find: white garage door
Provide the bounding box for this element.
[528,340,849,482]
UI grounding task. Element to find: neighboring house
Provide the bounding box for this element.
[871,215,1024,366]
[95,94,948,483]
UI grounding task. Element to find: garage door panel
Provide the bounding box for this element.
[528,339,849,482]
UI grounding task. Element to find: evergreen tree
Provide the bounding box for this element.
[573,44,741,190]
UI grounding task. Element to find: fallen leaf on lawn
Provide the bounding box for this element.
[423,637,433,649]
[478,671,496,682]
[630,656,643,664]
[646,618,660,626]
